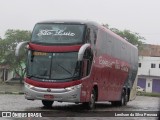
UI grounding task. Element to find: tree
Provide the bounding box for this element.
[103,24,145,50]
[0,29,31,83]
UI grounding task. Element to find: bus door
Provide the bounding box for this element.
[82,48,93,77]
[82,59,88,77]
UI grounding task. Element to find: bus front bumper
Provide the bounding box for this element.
[24,82,81,102]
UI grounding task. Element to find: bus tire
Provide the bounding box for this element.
[42,100,54,107]
[117,90,127,106]
[111,90,127,106]
[111,101,118,106]
[83,89,96,109]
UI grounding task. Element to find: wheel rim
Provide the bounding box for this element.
[89,91,95,108]
[121,95,124,105]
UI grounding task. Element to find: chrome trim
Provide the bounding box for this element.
[24,83,82,102]
[25,83,81,93]
[78,43,90,61]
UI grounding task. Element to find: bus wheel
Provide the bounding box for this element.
[111,90,127,106]
[117,90,127,106]
[83,89,96,109]
[111,101,118,106]
[42,100,54,108]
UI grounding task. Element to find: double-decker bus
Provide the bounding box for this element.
[16,20,138,109]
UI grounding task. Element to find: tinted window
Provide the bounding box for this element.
[31,23,85,44]
[27,51,79,80]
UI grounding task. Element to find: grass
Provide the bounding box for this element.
[137,92,160,97]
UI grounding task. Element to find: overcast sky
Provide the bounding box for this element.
[0,0,160,44]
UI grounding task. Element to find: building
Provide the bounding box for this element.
[138,44,160,93]
[0,65,13,82]
[0,62,26,82]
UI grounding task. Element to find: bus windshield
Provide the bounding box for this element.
[31,23,85,44]
[27,51,80,81]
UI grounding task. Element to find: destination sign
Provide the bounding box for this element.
[33,52,47,56]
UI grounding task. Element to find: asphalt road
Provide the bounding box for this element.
[0,95,159,120]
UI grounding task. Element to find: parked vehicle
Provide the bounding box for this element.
[15,20,138,109]
[137,86,145,92]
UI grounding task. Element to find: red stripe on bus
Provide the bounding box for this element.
[29,43,81,52]
[25,78,82,88]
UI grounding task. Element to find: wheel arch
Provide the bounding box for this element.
[123,87,130,102]
[93,84,98,101]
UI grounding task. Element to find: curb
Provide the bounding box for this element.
[0,91,24,94]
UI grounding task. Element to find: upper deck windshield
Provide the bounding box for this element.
[31,23,86,44]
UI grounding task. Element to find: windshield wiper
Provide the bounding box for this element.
[27,74,49,79]
[27,74,34,78]
[57,64,72,75]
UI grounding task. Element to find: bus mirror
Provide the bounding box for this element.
[78,43,90,61]
[15,41,29,57]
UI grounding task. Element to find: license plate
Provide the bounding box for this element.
[44,95,54,99]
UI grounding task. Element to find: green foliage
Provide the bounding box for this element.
[0,29,31,83]
[137,92,160,97]
[103,24,145,50]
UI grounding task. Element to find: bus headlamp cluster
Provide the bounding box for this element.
[65,84,82,91]
[25,83,34,89]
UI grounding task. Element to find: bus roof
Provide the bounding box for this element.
[36,20,138,50]
[37,20,100,27]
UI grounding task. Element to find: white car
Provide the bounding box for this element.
[137,86,145,92]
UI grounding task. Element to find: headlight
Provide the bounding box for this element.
[25,83,34,89]
[65,84,82,91]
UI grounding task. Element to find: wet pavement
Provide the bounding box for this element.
[0,81,159,120]
[0,95,159,111]
[0,95,159,120]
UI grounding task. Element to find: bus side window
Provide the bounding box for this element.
[85,28,90,43]
[106,33,112,56]
[90,26,98,45]
[93,29,97,45]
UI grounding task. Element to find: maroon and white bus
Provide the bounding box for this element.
[16,20,138,109]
